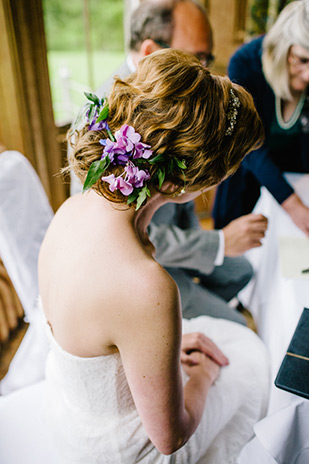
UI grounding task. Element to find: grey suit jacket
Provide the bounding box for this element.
[71,59,220,276]
[149,202,219,275]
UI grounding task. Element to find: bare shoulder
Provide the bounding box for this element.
[106,259,181,345]
[118,259,180,321]
[135,260,179,302]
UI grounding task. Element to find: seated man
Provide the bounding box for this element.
[149,202,266,324]
[70,0,268,325]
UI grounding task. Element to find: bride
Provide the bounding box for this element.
[38,49,269,463]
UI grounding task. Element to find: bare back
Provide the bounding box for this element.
[39,190,181,357]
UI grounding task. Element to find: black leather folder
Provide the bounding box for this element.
[275,307,309,400]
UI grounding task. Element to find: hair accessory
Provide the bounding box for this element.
[83,92,115,138]
[225,89,240,136]
[82,93,187,210]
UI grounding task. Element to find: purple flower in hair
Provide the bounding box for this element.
[82,92,165,210]
[125,163,150,188]
[100,124,152,165]
[133,142,153,160]
[115,125,141,150]
[88,119,109,131]
[99,139,117,164]
[101,173,134,196]
[101,162,150,196]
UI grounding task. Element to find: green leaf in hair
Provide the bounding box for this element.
[175,158,187,170]
[83,157,110,192]
[84,92,101,106]
[158,167,166,189]
[136,186,151,210]
[96,104,109,123]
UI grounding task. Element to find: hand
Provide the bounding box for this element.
[281,193,309,237]
[223,213,268,256]
[181,350,221,385]
[180,332,229,366]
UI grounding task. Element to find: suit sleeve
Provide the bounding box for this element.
[148,222,220,275]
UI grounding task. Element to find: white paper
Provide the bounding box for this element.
[279,236,309,279]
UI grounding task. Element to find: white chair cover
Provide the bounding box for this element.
[0,151,53,394]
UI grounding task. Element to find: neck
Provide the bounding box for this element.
[289,88,306,101]
[134,190,168,237]
[87,189,168,251]
[129,51,140,70]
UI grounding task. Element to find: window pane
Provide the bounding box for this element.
[43,0,125,125]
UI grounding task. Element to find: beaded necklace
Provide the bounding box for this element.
[275,91,306,130]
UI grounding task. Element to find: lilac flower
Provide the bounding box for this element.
[100,139,117,164]
[87,100,111,131]
[101,162,150,197]
[101,173,133,196]
[125,163,150,188]
[133,142,153,160]
[99,139,130,165]
[88,119,109,131]
[115,125,141,152]
[83,93,158,209]
[100,125,152,165]
[100,128,129,165]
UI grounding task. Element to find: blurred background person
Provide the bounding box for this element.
[213,0,309,234]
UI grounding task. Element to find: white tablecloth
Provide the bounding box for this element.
[237,400,309,463]
[239,173,309,414]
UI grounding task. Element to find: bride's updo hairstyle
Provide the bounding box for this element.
[70,49,263,207]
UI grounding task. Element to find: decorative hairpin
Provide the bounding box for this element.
[82,93,187,210]
[225,88,240,136]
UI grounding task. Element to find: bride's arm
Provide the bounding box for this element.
[113,262,223,455]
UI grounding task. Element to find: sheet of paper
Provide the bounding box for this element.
[279,236,309,279]
[284,173,309,206]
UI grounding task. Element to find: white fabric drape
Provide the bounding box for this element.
[0,151,53,394]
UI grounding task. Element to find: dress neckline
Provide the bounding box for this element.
[275,91,306,130]
[38,296,120,362]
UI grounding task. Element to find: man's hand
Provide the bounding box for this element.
[223,214,268,256]
[282,193,309,237]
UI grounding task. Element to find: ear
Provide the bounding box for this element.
[140,39,161,57]
[160,181,179,194]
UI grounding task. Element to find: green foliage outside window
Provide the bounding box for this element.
[42,0,125,124]
[43,0,124,51]
[246,0,294,37]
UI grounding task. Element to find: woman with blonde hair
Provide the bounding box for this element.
[213,0,309,232]
[39,49,269,463]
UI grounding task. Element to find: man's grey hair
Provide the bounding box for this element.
[130,0,207,51]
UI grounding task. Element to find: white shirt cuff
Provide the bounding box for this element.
[214,229,225,266]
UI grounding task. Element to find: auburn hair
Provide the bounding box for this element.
[69,49,263,207]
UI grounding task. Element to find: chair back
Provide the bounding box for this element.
[0,151,53,394]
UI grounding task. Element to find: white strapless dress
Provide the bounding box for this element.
[42,306,270,464]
